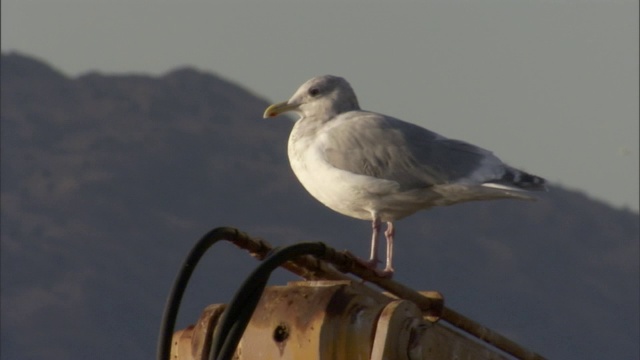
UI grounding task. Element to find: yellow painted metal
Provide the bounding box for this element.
[172,304,226,360]
[238,280,384,359]
[172,280,509,360]
[370,300,423,360]
[414,324,509,360]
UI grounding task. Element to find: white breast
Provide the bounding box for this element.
[287,125,399,221]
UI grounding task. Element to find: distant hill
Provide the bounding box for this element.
[1,52,638,360]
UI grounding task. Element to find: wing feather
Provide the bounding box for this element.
[322,111,503,190]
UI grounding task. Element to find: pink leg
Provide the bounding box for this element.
[368,217,381,266]
[345,216,393,278]
[383,222,395,275]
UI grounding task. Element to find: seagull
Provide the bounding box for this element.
[263,75,546,277]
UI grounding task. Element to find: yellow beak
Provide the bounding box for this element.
[263,101,298,118]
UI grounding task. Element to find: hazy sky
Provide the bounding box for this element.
[2,0,638,211]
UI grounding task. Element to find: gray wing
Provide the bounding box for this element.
[323,111,504,190]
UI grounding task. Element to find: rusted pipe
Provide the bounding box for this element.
[229,228,546,360]
[178,227,546,360]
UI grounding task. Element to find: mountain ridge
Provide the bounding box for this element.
[1,52,638,360]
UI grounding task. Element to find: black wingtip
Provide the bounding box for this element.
[497,168,547,191]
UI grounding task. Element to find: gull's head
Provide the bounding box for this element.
[263,75,360,120]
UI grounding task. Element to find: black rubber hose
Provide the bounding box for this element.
[156,227,244,360]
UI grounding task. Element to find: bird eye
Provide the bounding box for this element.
[308,87,320,97]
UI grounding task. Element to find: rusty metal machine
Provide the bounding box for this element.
[157,227,546,360]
